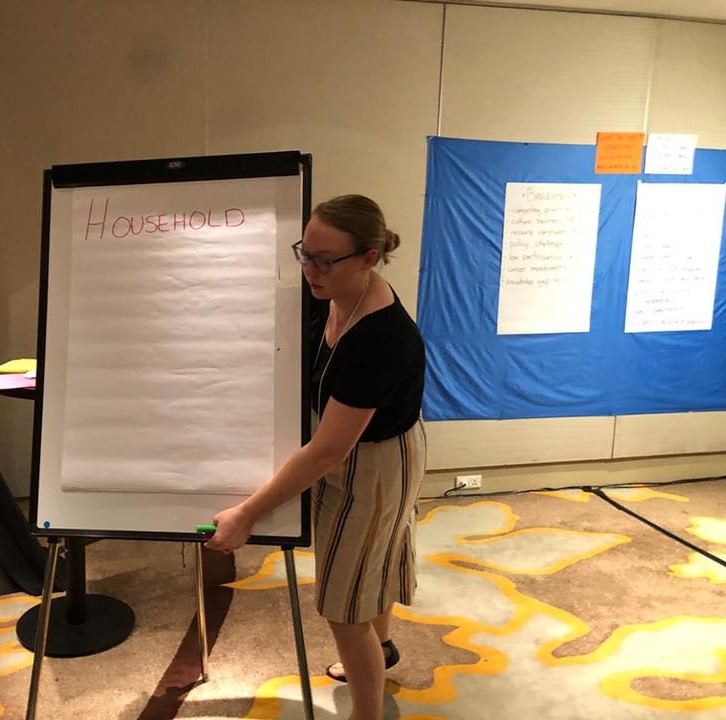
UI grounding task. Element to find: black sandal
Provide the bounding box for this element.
[325,639,400,683]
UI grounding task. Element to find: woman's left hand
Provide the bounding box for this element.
[205,503,254,553]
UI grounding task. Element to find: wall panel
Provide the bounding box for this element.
[440,5,655,142]
[426,416,615,470]
[647,20,726,148]
[206,0,443,314]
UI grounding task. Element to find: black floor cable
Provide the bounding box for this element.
[442,474,726,498]
[440,475,726,569]
[585,485,726,570]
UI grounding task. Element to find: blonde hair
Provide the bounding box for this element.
[313,194,400,264]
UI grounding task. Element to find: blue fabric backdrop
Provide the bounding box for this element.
[417,136,726,421]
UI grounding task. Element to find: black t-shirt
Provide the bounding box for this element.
[311,292,425,442]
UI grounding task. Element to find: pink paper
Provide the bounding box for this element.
[0,374,36,390]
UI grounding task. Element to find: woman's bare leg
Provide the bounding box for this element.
[326,604,396,679]
[328,619,385,720]
[372,604,394,643]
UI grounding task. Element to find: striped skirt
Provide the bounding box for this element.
[312,418,426,624]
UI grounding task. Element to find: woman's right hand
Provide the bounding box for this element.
[205,502,254,554]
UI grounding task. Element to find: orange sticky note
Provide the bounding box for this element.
[595,132,645,174]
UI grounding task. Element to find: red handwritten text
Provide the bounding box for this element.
[83,198,245,240]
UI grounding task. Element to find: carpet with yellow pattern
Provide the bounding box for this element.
[1,479,725,719]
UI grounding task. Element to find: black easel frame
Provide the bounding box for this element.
[30,150,312,546]
[24,151,315,720]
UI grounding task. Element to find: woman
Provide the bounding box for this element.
[207,194,426,720]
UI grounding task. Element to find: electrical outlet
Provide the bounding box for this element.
[455,474,482,490]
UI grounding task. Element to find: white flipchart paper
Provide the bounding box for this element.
[60,178,278,494]
[644,133,698,175]
[497,182,602,335]
[625,182,726,333]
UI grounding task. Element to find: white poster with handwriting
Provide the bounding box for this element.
[61,178,277,494]
[497,183,602,335]
[644,133,698,175]
[624,182,726,333]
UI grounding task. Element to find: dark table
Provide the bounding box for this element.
[1,380,135,656]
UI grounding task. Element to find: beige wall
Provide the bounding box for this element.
[0,0,724,497]
[409,0,726,24]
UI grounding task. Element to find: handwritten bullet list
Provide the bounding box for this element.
[624,183,725,333]
[497,182,602,335]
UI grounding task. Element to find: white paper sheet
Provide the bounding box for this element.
[645,133,698,175]
[497,183,602,335]
[60,178,278,494]
[625,182,726,333]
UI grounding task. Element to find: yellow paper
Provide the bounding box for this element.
[0,358,36,374]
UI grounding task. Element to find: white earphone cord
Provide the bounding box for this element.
[314,280,369,417]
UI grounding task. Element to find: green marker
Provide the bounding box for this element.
[196,524,217,534]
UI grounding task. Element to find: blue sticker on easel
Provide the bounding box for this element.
[43,521,51,528]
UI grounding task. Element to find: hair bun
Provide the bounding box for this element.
[384,229,400,255]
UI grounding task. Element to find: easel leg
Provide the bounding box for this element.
[283,548,314,720]
[194,542,209,682]
[25,537,60,720]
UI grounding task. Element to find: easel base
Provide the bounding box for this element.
[17,595,135,657]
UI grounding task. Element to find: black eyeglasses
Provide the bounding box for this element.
[291,240,363,274]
